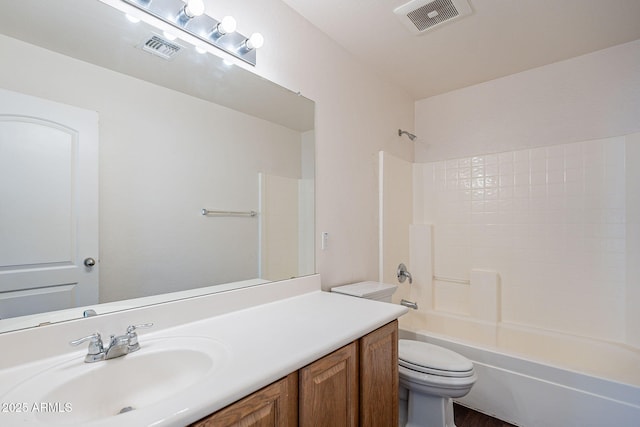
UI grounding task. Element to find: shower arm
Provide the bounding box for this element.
[398,129,417,141]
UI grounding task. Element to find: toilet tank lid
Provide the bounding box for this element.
[330,281,397,299]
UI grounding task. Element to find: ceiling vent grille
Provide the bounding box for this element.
[394,0,472,35]
[139,35,182,60]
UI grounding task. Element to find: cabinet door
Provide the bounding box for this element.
[191,373,298,427]
[299,342,358,427]
[360,320,398,427]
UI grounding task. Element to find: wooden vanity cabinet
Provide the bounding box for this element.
[359,320,399,427]
[190,373,298,427]
[191,320,398,427]
[298,320,399,427]
[299,342,359,427]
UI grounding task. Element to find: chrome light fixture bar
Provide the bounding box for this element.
[122,0,263,66]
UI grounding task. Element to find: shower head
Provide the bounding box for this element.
[398,129,417,141]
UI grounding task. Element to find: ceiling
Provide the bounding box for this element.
[282,0,640,100]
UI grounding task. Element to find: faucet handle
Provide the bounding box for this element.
[70,332,103,352]
[126,323,153,334]
[126,323,153,352]
[397,263,413,284]
[70,332,105,362]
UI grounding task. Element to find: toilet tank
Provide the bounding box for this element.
[330,281,397,303]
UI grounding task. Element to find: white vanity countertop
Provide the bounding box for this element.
[0,290,407,426]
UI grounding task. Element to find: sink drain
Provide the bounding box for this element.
[118,406,135,414]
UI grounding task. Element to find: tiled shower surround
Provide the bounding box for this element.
[414,137,631,343]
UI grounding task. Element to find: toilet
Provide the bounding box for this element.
[398,339,476,427]
[331,281,477,427]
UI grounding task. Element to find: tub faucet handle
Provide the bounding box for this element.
[397,263,413,284]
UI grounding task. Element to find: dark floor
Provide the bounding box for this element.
[454,403,517,427]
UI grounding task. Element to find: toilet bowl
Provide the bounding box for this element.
[399,339,476,427]
[331,281,477,427]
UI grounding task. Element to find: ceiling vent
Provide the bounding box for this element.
[139,35,182,60]
[394,0,472,35]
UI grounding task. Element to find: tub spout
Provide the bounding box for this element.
[401,299,418,310]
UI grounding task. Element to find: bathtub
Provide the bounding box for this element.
[398,311,640,427]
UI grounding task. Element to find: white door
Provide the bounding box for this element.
[0,88,99,319]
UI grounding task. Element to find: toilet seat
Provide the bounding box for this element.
[400,359,474,378]
[399,339,475,378]
[399,365,477,396]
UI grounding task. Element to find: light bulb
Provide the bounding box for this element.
[184,0,205,18]
[217,16,237,35]
[245,32,264,50]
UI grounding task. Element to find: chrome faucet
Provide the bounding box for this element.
[70,323,153,363]
[401,299,418,310]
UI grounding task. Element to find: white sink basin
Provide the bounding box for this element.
[1,336,230,425]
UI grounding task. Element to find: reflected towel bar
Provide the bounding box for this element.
[201,209,257,217]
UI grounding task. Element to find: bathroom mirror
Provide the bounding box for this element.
[0,0,315,333]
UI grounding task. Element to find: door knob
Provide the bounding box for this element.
[84,257,96,267]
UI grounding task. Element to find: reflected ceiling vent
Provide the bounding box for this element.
[139,35,182,60]
[394,0,472,35]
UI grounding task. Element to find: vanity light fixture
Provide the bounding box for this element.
[121,0,263,66]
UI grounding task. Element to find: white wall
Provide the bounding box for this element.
[415,39,640,162]
[412,40,640,347]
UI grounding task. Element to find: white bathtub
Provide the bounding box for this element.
[399,312,640,427]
